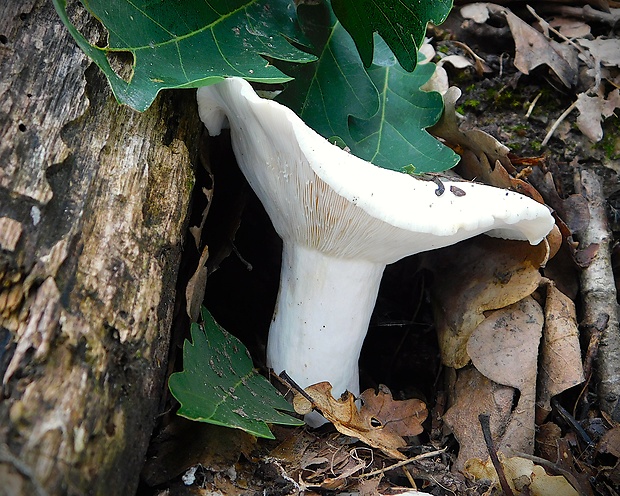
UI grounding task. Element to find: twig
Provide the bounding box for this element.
[577,313,609,416]
[402,466,418,489]
[542,99,578,146]
[277,370,318,407]
[357,448,446,478]
[525,91,542,119]
[478,414,514,496]
[552,398,593,446]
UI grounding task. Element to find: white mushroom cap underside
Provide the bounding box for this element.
[197,78,555,264]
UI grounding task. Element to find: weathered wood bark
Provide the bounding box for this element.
[575,169,620,422]
[0,1,199,494]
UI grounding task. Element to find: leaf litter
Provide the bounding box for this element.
[152,2,620,495]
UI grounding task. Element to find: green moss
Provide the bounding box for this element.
[461,99,481,111]
[593,118,620,159]
[530,140,542,152]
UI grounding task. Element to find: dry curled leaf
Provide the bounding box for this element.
[443,366,516,470]
[293,383,427,460]
[467,296,544,456]
[430,236,547,369]
[464,454,579,496]
[537,283,585,420]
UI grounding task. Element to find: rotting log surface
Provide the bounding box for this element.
[576,168,620,422]
[0,1,199,494]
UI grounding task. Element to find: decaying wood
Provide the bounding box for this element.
[574,168,620,422]
[0,1,199,494]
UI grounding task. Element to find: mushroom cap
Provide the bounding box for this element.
[197,78,554,264]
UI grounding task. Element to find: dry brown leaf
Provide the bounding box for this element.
[549,17,591,38]
[536,422,562,463]
[537,283,584,420]
[460,4,577,87]
[431,87,515,175]
[467,296,544,455]
[464,454,579,496]
[185,245,209,321]
[597,425,620,458]
[443,366,515,470]
[269,429,316,465]
[430,236,547,368]
[294,383,427,460]
[359,384,427,438]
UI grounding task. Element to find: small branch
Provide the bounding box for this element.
[574,168,620,422]
[542,100,578,146]
[525,92,542,119]
[478,414,514,496]
[276,370,317,407]
[552,398,593,446]
[357,449,446,478]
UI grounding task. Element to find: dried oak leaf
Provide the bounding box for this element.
[294,383,427,460]
[359,385,427,438]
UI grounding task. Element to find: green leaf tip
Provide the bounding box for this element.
[277,4,458,174]
[331,0,453,71]
[168,307,303,439]
[53,0,315,111]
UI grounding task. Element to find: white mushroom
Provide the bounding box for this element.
[197,77,554,424]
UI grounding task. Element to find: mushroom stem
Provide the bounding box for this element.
[268,243,384,398]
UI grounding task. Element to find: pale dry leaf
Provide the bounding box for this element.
[549,17,591,38]
[574,89,620,142]
[438,54,473,70]
[577,37,620,67]
[467,296,544,455]
[464,454,579,496]
[460,3,492,23]
[443,366,516,470]
[576,93,608,141]
[430,236,547,369]
[468,296,544,392]
[537,283,584,418]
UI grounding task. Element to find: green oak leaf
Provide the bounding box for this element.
[331,0,453,71]
[275,1,379,142]
[53,0,315,111]
[347,38,459,172]
[168,307,303,439]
